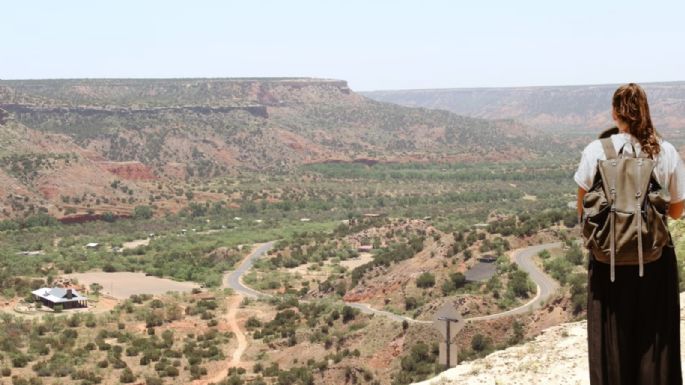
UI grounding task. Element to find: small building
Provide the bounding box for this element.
[85,243,100,249]
[300,218,311,222]
[32,288,88,310]
[363,213,382,218]
[358,245,373,252]
[16,250,45,256]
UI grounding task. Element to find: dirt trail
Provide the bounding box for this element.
[227,295,247,365]
[192,294,247,385]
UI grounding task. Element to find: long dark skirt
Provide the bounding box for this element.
[587,244,682,385]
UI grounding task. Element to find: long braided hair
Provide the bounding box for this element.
[612,83,661,156]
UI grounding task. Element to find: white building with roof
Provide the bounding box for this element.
[32,287,88,309]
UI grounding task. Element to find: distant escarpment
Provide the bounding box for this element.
[363,81,685,133]
[0,77,551,220]
[0,78,543,178]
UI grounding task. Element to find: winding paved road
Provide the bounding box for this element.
[225,241,276,299]
[225,240,562,324]
[466,242,561,322]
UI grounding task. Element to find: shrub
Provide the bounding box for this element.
[246,316,262,329]
[133,205,154,220]
[11,355,28,368]
[471,333,492,352]
[120,368,136,383]
[404,297,418,311]
[341,306,359,323]
[565,243,584,266]
[416,272,435,288]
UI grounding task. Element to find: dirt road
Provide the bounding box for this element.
[192,295,247,385]
[227,295,247,366]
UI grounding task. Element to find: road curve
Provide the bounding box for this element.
[465,242,561,322]
[225,241,276,299]
[226,240,562,324]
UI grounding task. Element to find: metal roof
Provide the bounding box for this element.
[32,287,87,303]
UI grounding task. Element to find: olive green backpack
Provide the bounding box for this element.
[581,134,672,282]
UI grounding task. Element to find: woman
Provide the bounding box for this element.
[574,83,685,385]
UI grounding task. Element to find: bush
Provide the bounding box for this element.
[543,256,573,285]
[538,250,551,259]
[416,272,435,288]
[404,297,418,311]
[507,269,533,298]
[133,205,154,220]
[246,316,262,329]
[341,306,359,323]
[569,273,587,314]
[164,366,179,377]
[565,243,584,266]
[471,333,492,352]
[145,376,164,385]
[120,368,136,383]
[449,272,466,289]
[11,355,28,368]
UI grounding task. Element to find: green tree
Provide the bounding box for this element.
[133,205,153,220]
[565,243,584,265]
[89,282,102,296]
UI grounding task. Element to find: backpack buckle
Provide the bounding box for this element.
[636,191,641,197]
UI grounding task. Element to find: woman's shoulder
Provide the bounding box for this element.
[658,137,677,153]
[656,138,681,164]
[582,139,604,162]
[581,138,605,156]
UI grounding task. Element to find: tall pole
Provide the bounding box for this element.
[446,319,451,370]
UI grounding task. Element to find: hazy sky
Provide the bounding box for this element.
[2,1,683,91]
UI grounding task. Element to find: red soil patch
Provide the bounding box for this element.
[99,161,157,180]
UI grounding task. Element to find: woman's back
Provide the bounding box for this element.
[576,83,683,385]
[574,131,685,204]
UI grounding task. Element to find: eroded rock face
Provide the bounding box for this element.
[99,161,157,181]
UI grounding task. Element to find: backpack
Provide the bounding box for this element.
[581,136,672,282]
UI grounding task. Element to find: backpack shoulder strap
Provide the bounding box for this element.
[600,138,617,159]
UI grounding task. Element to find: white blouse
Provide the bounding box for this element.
[573,132,685,204]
